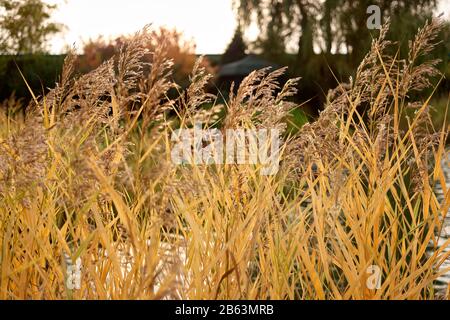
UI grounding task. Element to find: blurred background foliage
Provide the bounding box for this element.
[0,0,448,127]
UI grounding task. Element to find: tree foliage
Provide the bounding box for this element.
[221,27,247,65]
[233,0,318,65]
[0,0,62,54]
[78,27,215,89]
[232,0,445,109]
[335,0,437,61]
[233,0,439,65]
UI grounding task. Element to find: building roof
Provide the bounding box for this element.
[217,54,280,78]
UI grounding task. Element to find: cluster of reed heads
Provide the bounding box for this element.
[0,19,449,299]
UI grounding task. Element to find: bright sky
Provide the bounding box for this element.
[48,0,249,54]
[47,0,449,54]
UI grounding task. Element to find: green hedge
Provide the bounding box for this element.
[0,54,65,102]
[0,53,447,107]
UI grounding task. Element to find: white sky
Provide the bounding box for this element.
[47,0,450,54]
[48,0,250,54]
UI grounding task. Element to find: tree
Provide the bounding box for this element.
[233,0,318,67]
[0,0,62,54]
[233,0,438,65]
[221,26,247,65]
[252,0,288,62]
[232,0,441,111]
[320,0,341,54]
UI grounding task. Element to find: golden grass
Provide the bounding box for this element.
[0,20,449,300]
